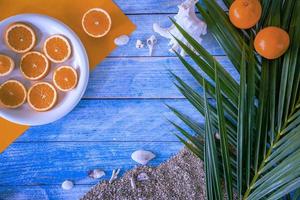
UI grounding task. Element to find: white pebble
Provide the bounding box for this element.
[131,150,156,165]
[114,35,130,46]
[61,180,74,190]
[88,169,105,179]
[137,172,149,181]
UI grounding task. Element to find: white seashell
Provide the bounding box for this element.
[131,150,156,165]
[153,0,207,57]
[114,35,130,46]
[137,172,149,181]
[61,180,74,190]
[88,169,105,179]
[136,39,144,49]
[147,35,157,56]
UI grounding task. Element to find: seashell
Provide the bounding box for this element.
[153,0,207,56]
[88,169,105,179]
[136,39,144,49]
[147,35,157,56]
[114,35,130,46]
[131,150,156,165]
[137,172,149,181]
[61,180,74,190]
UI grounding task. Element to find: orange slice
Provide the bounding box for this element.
[53,66,78,92]
[82,8,112,38]
[0,54,14,77]
[43,35,71,63]
[27,82,57,112]
[0,80,26,109]
[20,51,50,80]
[5,23,36,53]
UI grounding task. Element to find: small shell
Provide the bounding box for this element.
[88,169,105,179]
[61,180,74,190]
[131,150,156,165]
[137,172,149,181]
[114,35,130,46]
[136,39,144,49]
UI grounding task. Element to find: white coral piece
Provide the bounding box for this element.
[153,0,207,56]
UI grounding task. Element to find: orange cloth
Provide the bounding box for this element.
[0,0,136,153]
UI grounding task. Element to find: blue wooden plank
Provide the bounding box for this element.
[0,142,182,185]
[85,56,238,98]
[17,99,202,142]
[0,185,90,200]
[114,0,227,14]
[110,14,225,57]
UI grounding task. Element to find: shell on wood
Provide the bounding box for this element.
[131,150,156,165]
[88,169,105,179]
[61,180,74,190]
[153,0,207,56]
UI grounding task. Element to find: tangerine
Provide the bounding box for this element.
[254,27,290,59]
[229,0,262,29]
[53,66,78,92]
[0,54,14,77]
[0,80,26,108]
[43,35,71,63]
[82,8,112,38]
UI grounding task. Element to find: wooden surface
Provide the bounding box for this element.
[0,0,231,199]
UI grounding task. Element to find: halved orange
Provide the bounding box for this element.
[27,82,57,112]
[0,54,14,77]
[43,35,71,63]
[20,51,50,80]
[0,80,26,109]
[53,66,78,92]
[82,8,112,38]
[5,23,36,53]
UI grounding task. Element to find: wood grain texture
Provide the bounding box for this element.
[18,99,201,142]
[0,142,182,185]
[85,56,237,98]
[110,14,225,57]
[0,185,90,200]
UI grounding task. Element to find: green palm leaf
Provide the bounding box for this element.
[168,0,300,199]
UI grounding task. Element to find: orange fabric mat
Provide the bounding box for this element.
[0,0,136,153]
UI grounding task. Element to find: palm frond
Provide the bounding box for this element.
[168,0,300,199]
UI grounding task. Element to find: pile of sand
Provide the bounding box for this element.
[81,148,206,200]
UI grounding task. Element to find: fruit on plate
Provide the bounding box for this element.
[82,8,112,38]
[0,54,14,77]
[5,23,36,53]
[53,66,78,92]
[27,82,57,112]
[229,0,262,29]
[20,51,50,80]
[254,27,290,59]
[0,80,27,108]
[43,35,71,63]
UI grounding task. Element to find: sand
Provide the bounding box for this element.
[81,148,206,200]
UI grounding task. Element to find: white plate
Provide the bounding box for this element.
[0,14,89,126]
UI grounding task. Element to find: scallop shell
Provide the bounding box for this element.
[88,169,105,179]
[61,180,74,190]
[131,150,156,165]
[114,35,130,46]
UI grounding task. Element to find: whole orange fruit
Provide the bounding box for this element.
[229,0,262,29]
[254,27,290,60]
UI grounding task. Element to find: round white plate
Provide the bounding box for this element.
[0,14,89,126]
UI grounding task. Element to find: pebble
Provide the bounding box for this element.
[88,169,105,179]
[114,35,130,46]
[61,180,74,190]
[131,150,156,165]
[137,172,149,181]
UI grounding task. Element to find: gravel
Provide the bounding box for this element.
[81,148,206,200]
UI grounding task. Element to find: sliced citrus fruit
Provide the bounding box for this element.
[27,82,57,112]
[254,27,290,60]
[0,80,26,109]
[53,66,78,92]
[0,54,14,77]
[5,23,36,53]
[20,51,50,80]
[82,8,112,38]
[43,35,71,63]
[229,0,262,29]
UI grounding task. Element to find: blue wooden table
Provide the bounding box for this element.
[0,0,233,199]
